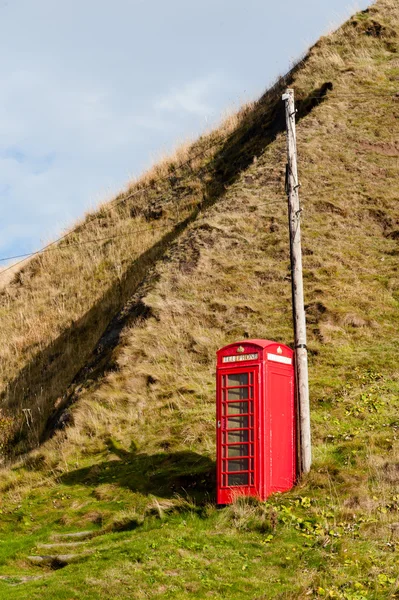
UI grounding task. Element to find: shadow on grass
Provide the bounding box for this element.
[60,449,216,504]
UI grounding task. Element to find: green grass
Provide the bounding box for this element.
[1,470,399,599]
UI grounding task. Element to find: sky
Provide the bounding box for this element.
[0,0,370,263]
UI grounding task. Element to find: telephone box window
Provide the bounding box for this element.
[226,402,248,415]
[228,473,249,486]
[227,430,249,443]
[227,415,249,429]
[227,458,249,472]
[227,373,248,386]
[227,387,249,401]
[227,444,252,458]
[219,367,256,494]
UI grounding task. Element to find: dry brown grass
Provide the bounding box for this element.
[0,259,32,290]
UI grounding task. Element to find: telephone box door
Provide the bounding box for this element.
[267,363,296,494]
[217,367,259,504]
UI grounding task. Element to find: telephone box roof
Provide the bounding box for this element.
[217,339,292,352]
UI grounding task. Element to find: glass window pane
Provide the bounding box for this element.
[226,402,248,415]
[228,473,249,486]
[228,415,249,429]
[227,373,248,387]
[227,458,249,472]
[227,444,248,458]
[227,387,249,401]
[228,430,249,443]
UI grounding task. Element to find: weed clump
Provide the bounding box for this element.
[220,496,274,533]
[144,496,197,519]
[106,510,144,532]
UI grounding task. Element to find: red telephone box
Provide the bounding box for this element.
[216,339,296,504]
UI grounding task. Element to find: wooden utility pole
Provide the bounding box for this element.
[282,88,311,474]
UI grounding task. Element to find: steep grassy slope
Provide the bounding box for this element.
[0,0,398,598]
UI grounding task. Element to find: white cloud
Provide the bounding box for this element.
[155,75,221,116]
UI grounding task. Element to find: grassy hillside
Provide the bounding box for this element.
[0,0,398,597]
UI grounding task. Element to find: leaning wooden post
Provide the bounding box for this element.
[282,88,311,474]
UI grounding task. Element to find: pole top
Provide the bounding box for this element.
[282,89,294,101]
